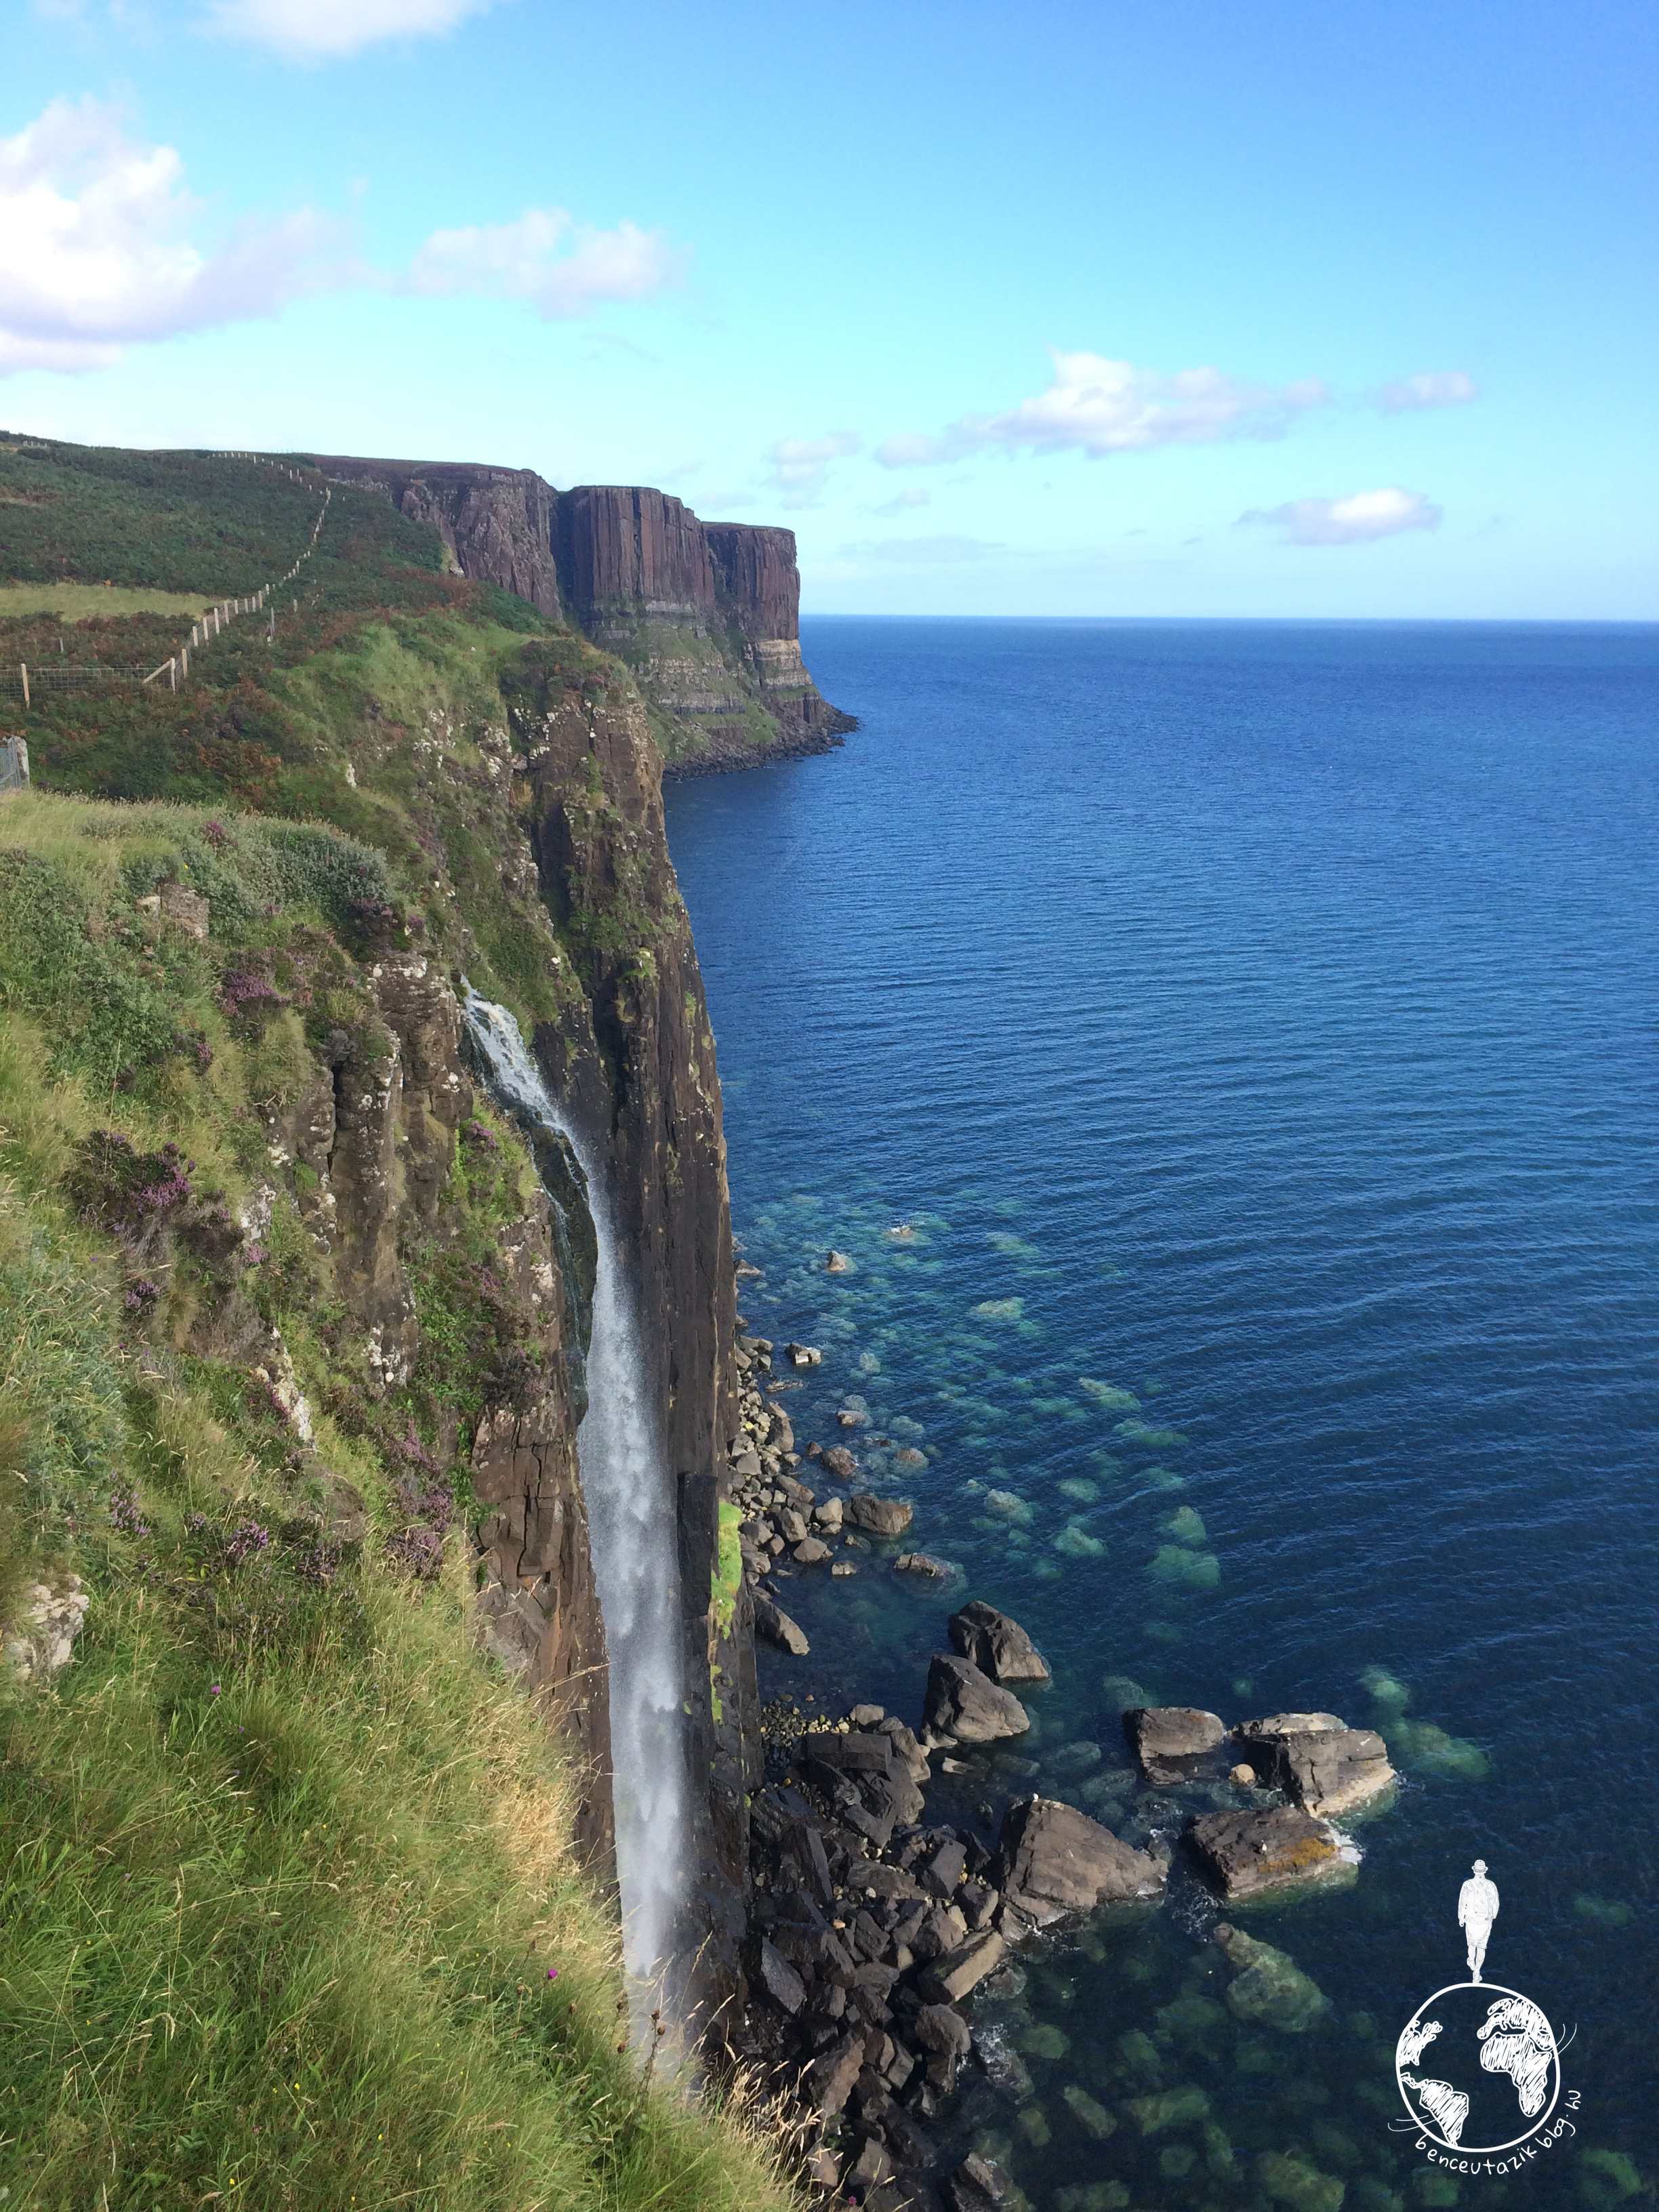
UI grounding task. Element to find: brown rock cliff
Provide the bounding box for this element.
[312,451,856,775]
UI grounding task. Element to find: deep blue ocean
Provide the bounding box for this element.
[664,619,1658,2209]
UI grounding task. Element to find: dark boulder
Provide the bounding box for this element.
[849,1861,926,1904]
[1231,1711,1395,1816]
[941,2154,1014,2212]
[920,1837,968,1897]
[821,1445,859,1479]
[754,1597,809,1655]
[923,1654,1030,1745]
[752,1937,806,2016]
[912,2003,974,2060]
[802,1729,896,1778]
[802,1730,926,1847]
[1124,1704,1228,1784]
[947,1599,1051,1684]
[802,2030,865,2115]
[917,1929,1006,2003]
[895,1551,954,1577]
[846,2139,896,2192]
[996,1796,1166,1924]
[848,1493,914,1538]
[1185,1805,1343,1900]
[880,2105,939,2172]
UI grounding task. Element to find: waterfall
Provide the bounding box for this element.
[462,990,689,2027]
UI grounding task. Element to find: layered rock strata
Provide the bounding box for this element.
[312,456,855,773]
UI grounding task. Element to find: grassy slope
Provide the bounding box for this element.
[0,449,790,2212]
[0,440,329,597]
[0,586,216,621]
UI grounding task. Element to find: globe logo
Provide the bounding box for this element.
[1396,1983,1562,2154]
[1393,1857,1568,2160]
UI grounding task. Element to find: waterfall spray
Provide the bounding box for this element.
[463,991,689,2029]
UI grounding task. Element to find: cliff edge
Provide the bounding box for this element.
[314,455,856,775]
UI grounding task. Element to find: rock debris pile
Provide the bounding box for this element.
[720,1304,1399,2207]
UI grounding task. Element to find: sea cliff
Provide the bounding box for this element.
[0,432,778,2188]
[314,455,856,774]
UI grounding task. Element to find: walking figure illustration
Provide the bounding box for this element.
[1458,1858,1500,1982]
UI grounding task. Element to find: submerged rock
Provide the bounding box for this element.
[895,1551,954,1577]
[996,1796,1166,1924]
[1060,2085,1118,2139]
[1125,2085,1210,2134]
[1099,1673,1154,1715]
[949,1598,1052,1683]
[924,1653,1031,1744]
[1185,1805,1341,1899]
[1213,1923,1332,2034]
[1124,1705,1228,1784]
[1233,1711,1395,1816]
[1254,2150,1345,2211]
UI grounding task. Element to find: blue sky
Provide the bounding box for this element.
[3,0,1655,616]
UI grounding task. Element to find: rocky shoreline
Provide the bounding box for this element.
[717,1296,1398,2210]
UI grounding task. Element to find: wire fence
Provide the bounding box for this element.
[0,457,331,706]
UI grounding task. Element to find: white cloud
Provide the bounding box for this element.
[876,350,1330,467]
[1375,369,1479,412]
[765,429,862,506]
[0,101,684,376]
[207,0,495,60]
[1242,487,1443,546]
[839,535,1002,564]
[869,486,930,518]
[767,429,861,506]
[405,207,684,318]
[0,98,340,374]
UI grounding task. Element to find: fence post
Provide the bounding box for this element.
[19,664,27,710]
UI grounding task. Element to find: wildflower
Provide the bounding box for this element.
[209,1684,222,1696]
[547,1967,558,1980]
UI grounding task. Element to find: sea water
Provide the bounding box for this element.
[664,618,1658,2205]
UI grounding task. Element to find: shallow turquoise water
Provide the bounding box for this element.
[665,619,1658,2208]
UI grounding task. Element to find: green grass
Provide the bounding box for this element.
[0,1520,792,2212]
[0,441,442,602]
[0,583,216,619]
[0,783,799,2212]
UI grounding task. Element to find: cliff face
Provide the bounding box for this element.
[558,484,714,619]
[316,455,855,776]
[312,455,563,619]
[705,523,798,640]
[497,654,754,2007]
[11,437,775,2034]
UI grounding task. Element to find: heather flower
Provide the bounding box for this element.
[224,1519,273,1568]
[108,1487,152,1537]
